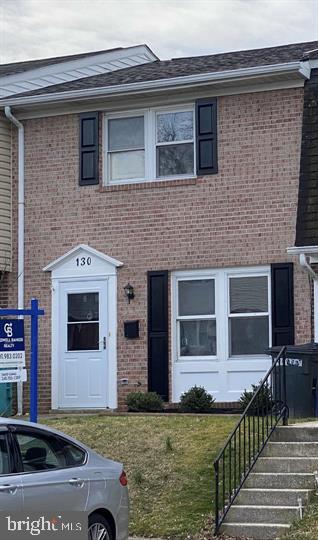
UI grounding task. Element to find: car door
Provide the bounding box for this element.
[12,426,89,512]
[0,426,23,511]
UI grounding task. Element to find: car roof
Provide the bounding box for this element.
[0,417,88,449]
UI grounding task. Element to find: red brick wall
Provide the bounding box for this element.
[7,87,311,412]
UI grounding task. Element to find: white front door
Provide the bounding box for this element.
[59,280,108,409]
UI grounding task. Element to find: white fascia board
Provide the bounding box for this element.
[0,45,157,98]
[43,244,123,272]
[287,246,318,255]
[0,45,157,86]
[0,61,310,108]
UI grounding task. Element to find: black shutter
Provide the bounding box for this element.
[271,263,294,346]
[196,98,218,175]
[148,271,169,401]
[79,112,99,185]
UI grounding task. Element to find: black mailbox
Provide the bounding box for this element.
[124,320,139,339]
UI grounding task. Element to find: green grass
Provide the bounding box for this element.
[43,414,237,538]
[281,495,318,540]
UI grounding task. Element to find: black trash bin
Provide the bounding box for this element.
[267,343,318,418]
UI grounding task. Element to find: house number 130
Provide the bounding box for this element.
[76,257,92,267]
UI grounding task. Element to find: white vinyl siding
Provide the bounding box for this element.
[0,114,11,272]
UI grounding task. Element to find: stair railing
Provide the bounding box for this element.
[214,346,288,534]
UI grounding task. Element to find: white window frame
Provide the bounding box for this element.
[226,271,271,359]
[104,104,196,185]
[176,276,217,361]
[172,266,271,363]
[105,109,148,185]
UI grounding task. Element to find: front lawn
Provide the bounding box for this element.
[45,414,237,538]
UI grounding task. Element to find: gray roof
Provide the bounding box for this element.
[2,40,318,99]
[0,46,136,77]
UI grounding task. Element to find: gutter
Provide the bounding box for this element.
[0,60,310,107]
[4,106,24,416]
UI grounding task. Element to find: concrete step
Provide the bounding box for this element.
[236,488,312,506]
[254,457,318,473]
[245,472,316,489]
[265,441,318,457]
[227,504,300,524]
[220,522,290,539]
[272,426,318,442]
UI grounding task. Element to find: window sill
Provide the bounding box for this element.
[99,177,197,192]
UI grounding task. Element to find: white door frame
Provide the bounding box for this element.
[44,244,123,410]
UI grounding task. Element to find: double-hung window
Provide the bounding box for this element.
[105,106,195,184]
[107,114,145,182]
[228,275,270,356]
[177,278,217,358]
[156,110,194,178]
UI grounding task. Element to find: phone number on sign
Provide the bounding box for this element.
[0,352,24,360]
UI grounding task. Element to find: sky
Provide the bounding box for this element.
[0,0,318,65]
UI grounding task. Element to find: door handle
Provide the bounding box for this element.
[99,337,107,349]
[69,478,84,488]
[0,484,17,494]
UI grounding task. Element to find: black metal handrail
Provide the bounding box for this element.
[214,346,288,534]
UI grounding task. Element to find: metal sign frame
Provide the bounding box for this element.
[0,299,44,423]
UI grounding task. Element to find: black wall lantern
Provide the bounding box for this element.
[124,283,135,303]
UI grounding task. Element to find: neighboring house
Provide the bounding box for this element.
[0,41,316,413]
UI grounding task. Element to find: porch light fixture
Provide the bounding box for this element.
[124,283,135,303]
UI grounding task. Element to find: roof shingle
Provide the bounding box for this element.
[2,40,318,100]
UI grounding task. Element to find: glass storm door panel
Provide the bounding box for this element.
[59,281,108,409]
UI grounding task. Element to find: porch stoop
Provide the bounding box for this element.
[220,424,318,539]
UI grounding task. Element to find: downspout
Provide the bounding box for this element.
[299,254,318,342]
[4,106,24,415]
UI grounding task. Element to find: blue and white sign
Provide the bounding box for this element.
[0,320,25,366]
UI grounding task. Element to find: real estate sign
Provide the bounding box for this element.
[0,320,25,367]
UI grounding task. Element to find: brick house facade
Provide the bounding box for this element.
[0,42,317,413]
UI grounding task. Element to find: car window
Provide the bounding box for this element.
[0,433,10,475]
[58,439,86,467]
[16,431,67,472]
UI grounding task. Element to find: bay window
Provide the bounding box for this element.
[105,106,195,184]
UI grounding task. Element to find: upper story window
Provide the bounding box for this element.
[108,115,145,182]
[156,111,194,178]
[105,106,195,185]
[79,99,217,186]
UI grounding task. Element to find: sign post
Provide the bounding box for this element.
[0,299,44,423]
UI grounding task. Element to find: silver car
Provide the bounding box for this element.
[0,418,129,540]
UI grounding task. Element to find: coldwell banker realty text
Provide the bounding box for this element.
[0,512,87,538]
[0,320,27,383]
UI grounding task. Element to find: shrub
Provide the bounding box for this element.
[239,383,272,414]
[179,385,215,413]
[126,391,163,412]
